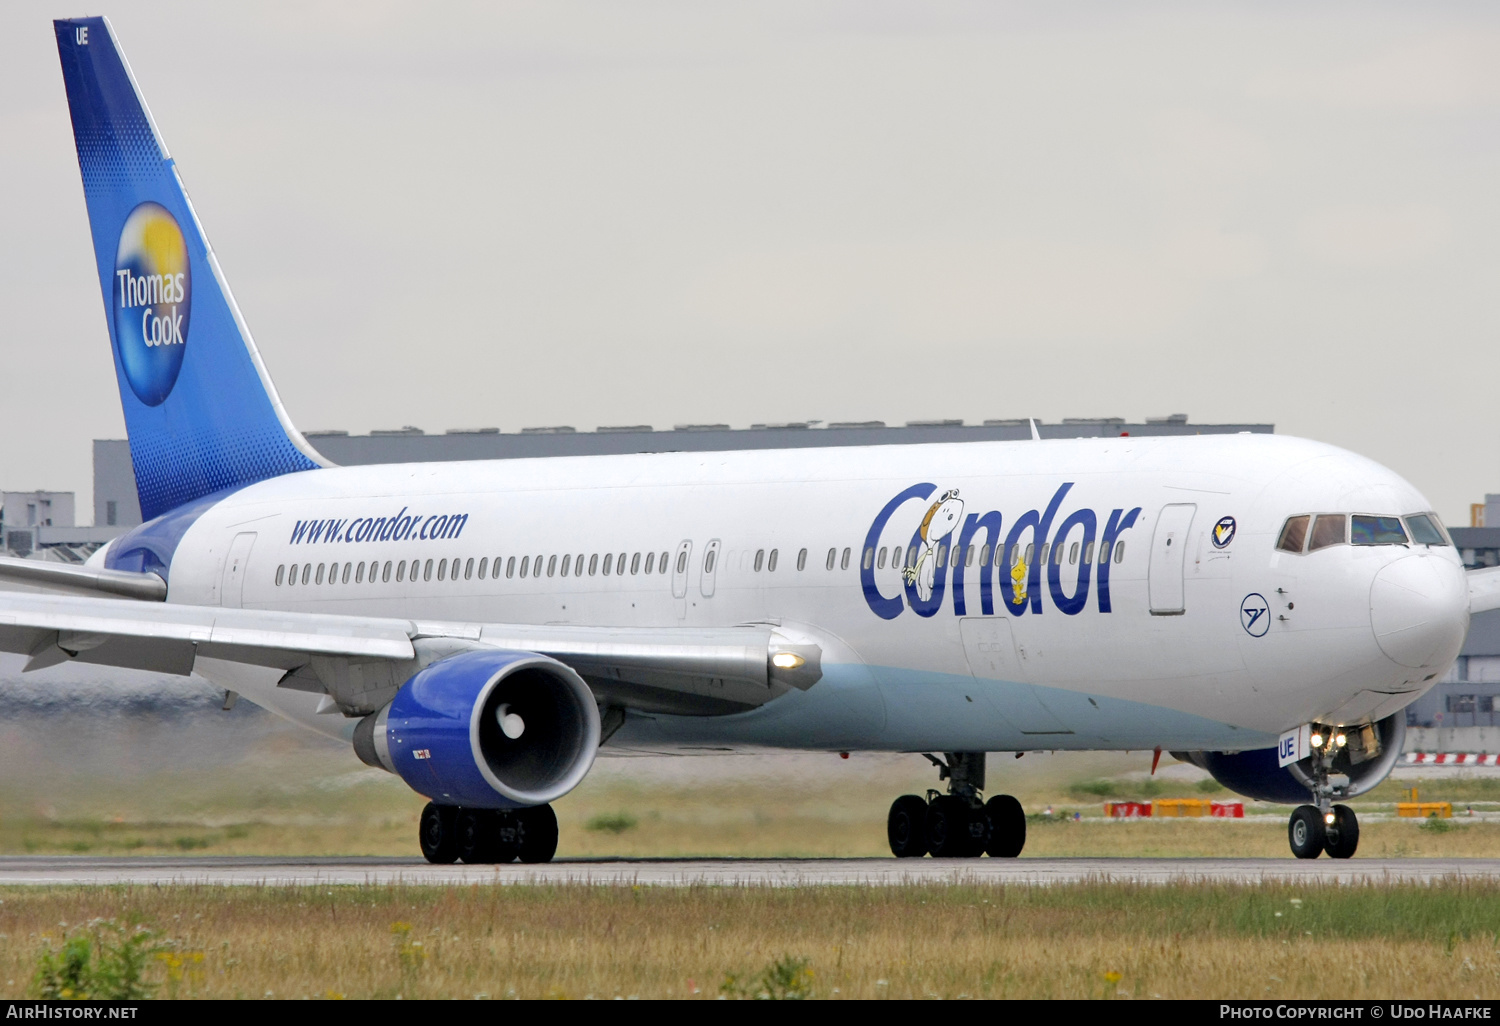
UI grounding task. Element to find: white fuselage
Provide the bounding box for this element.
[144,433,1469,756]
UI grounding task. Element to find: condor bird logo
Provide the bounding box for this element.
[903,489,964,603]
[113,202,191,406]
[1212,516,1237,549]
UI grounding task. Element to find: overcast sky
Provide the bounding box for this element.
[2,2,1497,523]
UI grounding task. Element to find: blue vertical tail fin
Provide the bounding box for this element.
[54,16,329,522]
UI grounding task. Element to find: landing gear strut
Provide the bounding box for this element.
[419,802,558,864]
[1287,724,1361,859]
[886,752,1026,859]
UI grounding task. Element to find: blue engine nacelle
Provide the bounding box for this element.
[354,649,601,809]
[1177,712,1406,804]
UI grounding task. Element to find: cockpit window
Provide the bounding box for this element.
[1351,515,1407,546]
[1405,514,1448,546]
[1308,514,1347,551]
[1276,516,1309,553]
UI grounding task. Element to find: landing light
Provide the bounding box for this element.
[1335,733,1347,748]
[771,652,805,670]
[1310,733,1324,749]
[1324,812,1336,825]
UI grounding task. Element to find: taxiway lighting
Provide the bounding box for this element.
[1310,733,1324,748]
[1335,733,1347,747]
[771,652,805,670]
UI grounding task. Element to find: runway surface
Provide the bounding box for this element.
[1,855,1499,887]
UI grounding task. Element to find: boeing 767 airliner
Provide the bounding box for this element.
[10,16,1494,863]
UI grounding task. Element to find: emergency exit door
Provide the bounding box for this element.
[220,532,257,608]
[1148,504,1196,615]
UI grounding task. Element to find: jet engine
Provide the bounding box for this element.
[1176,712,1405,804]
[354,648,601,809]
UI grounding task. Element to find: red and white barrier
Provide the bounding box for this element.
[1404,752,1500,765]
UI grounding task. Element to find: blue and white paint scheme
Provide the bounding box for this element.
[12,16,1493,861]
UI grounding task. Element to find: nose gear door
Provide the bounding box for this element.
[1148,504,1196,615]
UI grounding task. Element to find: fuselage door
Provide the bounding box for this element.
[219,532,257,608]
[959,618,1072,734]
[700,539,721,598]
[1148,504,1197,615]
[672,539,693,617]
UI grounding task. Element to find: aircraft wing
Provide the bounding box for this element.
[1469,566,1500,615]
[0,591,818,716]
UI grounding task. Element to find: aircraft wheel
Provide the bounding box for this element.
[984,794,1027,858]
[887,794,929,858]
[1324,805,1359,859]
[457,808,500,863]
[926,795,975,858]
[516,804,559,864]
[419,802,460,864]
[1288,805,1326,860]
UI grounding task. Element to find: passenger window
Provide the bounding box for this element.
[422,559,432,582]
[465,558,474,580]
[875,547,886,569]
[645,552,656,574]
[1406,514,1448,546]
[705,549,717,574]
[561,554,571,577]
[865,547,876,570]
[768,549,779,572]
[631,552,641,575]
[797,548,807,571]
[1308,514,1346,552]
[826,548,836,571]
[841,547,851,571]
[1084,541,1094,564]
[677,550,688,574]
[589,553,598,576]
[1351,515,1407,546]
[507,556,516,579]
[315,564,325,585]
[1069,542,1079,565]
[302,564,311,585]
[602,553,613,576]
[288,563,298,585]
[520,556,530,578]
[275,565,285,586]
[342,563,352,584]
[547,555,557,577]
[437,559,446,582]
[383,561,392,583]
[477,557,487,580]
[936,544,947,569]
[1114,541,1125,564]
[1277,515,1310,553]
[979,544,991,567]
[965,545,975,568]
[396,561,406,582]
[660,550,669,572]
[576,553,584,575]
[1024,544,1034,564]
[354,562,364,584]
[451,557,461,580]
[1053,544,1063,566]
[908,544,919,568]
[754,549,764,572]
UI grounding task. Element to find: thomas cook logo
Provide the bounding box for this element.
[1212,515,1237,549]
[113,202,191,406]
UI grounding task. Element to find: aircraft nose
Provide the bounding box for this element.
[1369,554,1469,670]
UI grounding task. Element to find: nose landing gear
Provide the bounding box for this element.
[886,752,1027,858]
[1287,725,1362,859]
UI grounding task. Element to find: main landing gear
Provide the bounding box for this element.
[419,802,559,864]
[887,752,1027,858]
[1287,724,1361,859]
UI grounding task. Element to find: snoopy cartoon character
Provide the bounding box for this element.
[902,489,964,603]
